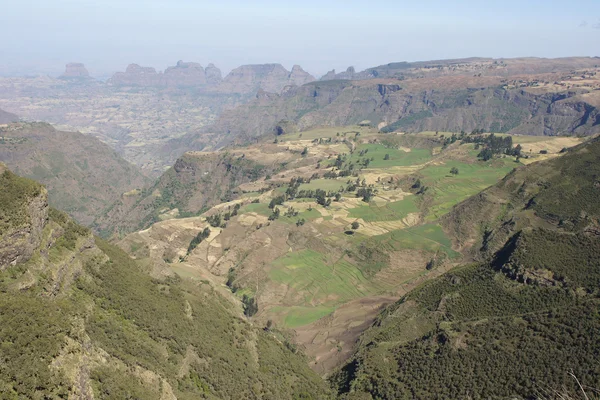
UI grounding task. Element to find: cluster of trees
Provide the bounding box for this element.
[241,294,258,317]
[334,258,600,399]
[356,187,376,202]
[206,213,223,228]
[203,204,241,229]
[462,133,521,161]
[187,227,211,254]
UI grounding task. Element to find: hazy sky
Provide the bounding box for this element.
[2,0,600,77]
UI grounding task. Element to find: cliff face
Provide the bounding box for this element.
[217,63,316,94]
[163,60,207,86]
[205,63,223,84]
[210,79,353,139]
[107,63,162,86]
[94,151,269,236]
[108,61,315,93]
[0,165,48,269]
[59,63,90,79]
[210,79,600,140]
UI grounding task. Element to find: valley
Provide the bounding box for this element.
[114,124,585,375]
[2,52,600,399]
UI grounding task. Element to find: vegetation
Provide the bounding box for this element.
[0,170,331,399]
[187,227,210,254]
[0,169,42,237]
[333,137,600,399]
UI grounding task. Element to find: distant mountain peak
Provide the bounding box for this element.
[59,62,90,79]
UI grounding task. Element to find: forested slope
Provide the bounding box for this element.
[332,137,600,399]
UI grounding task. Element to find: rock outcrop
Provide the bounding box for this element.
[205,63,223,84]
[163,60,207,86]
[108,63,162,86]
[210,79,600,140]
[59,62,90,79]
[218,63,315,94]
[108,61,223,87]
[0,165,48,269]
[289,65,316,86]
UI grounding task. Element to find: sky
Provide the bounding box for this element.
[1,0,599,77]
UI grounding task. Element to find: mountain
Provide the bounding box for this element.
[210,63,600,140]
[321,56,600,81]
[59,62,91,79]
[108,123,585,377]
[0,122,148,226]
[213,63,315,94]
[0,165,330,399]
[0,108,18,124]
[331,136,600,399]
[93,149,277,237]
[108,62,316,95]
[107,61,221,87]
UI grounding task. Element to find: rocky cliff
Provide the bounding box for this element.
[0,165,48,269]
[108,61,315,93]
[108,60,223,88]
[210,76,600,140]
[217,63,316,94]
[94,150,270,236]
[205,62,223,84]
[59,62,91,79]
[107,63,162,86]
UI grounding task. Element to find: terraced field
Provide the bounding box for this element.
[419,158,516,219]
[119,126,588,374]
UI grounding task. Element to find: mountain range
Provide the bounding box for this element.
[2,55,600,399]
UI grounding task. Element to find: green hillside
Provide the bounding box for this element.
[0,168,330,399]
[331,137,600,399]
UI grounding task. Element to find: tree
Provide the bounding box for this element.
[450,167,459,175]
[351,221,360,230]
[384,154,390,160]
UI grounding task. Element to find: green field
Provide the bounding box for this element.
[419,159,515,219]
[349,196,419,222]
[269,305,335,328]
[367,224,460,259]
[239,202,271,216]
[349,144,432,168]
[278,207,322,224]
[268,249,388,326]
[298,178,347,192]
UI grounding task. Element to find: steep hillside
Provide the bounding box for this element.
[331,137,600,399]
[94,148,285,237]
[108,61,315,95]
[211,65,600,141]
[112,126,585,375]
[0,108,18,124]
[0,167,330,399]
[0,122,148,226]
[216,64,315,94]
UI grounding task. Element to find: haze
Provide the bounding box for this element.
[2,0,600,77]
